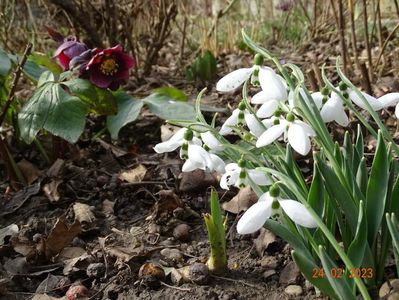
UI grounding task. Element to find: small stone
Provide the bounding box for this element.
[86,263,106,278]
[148,223,161,234]
[260,256,279,269]
[262,269,276,279]
[96,175,109,187]
[65,284,89,300]
[380,279,399,298]
[71,237,85,248]
[173,223,191,242]
[170,268,184,285]
[160,248,183,264]
[284,285,303,296]
[189,263,209,285]
[279,261,300,284]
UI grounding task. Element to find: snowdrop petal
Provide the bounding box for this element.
[220,109,239,135]
[237,200,272,234]
[225,163,239,172]
[288,124,312,155]
[295,121,315,136]
[201,131,223,151]
[209,153,226,173]
[289,89,322,110]
[379,93,399,108]
[259,67,287,102]
[245,113,265,137]
[311,92,323,109]
[280,200,317,228]
[216,67,253,92]
[320,96,348,126]
[247,169,272,186]
[168,128,187,142]
[220,170,239,190]
[349,90,383,111]
[256,124,285,148]
[256,100,279,118]
[182,159,203,172]
[188,145,209,165]
[251,91,270,104]
[154,141,181,153]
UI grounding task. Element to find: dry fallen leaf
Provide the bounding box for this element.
[254,228,277,257]
[151,190,183,220]
[43,179,62,203]
[0,224,18,245]
[222,186,258,214]
[44,218,81,259]
[119,164,147,183]
[73,203,95,224]
[179,170,218,192]
[17,159,42,185]
[102,199,115,217]
[160,124,181,142]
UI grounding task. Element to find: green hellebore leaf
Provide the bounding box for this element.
[0,48,11,76]
[106,91,144,139]
[152,87,188,102]
[8,54,47,83]
[62,78,117,115]
[29,52,62,75]
[143,93,196,121]
[18,81,87,144]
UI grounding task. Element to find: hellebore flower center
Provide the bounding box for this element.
[100,57,119,76]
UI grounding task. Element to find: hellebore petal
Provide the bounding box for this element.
[216,67,254,92]
[287,123,312,155]
[256,123,285,148]
[237,200,272,234]
[256,100,279,118]
[279,199,317,228]
[247,169,272,186]
[54,40,88,70]
[245,113,265,137]
[220,109,239,135]
[379,93,399,107]
[349,90,383,111]
[201,131,224,151]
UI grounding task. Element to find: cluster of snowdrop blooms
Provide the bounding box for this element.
[154,52,399,236]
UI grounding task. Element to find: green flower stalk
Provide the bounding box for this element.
[204,188,227,274]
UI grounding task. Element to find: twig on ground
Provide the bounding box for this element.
[211,274,260,289]
[160,281,191,291]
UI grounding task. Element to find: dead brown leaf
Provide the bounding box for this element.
[179,170,218,192]
[96,138,127,157]
[102,199,115,217]
[44,218,81,259]
[222,186,258,214]
[73,203,95,224]
[17,159,42,185]
[43,180,62,203]
[151,190,183,220]
[46,159,65,177]
[0,224,18,245]
[160,124,180,142]
[254,228,277,257]
[119,164,147,183]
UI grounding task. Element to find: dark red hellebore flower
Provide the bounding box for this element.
[85,45,135,90]
[54,38,88,70]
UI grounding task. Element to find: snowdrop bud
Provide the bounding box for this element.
[286,112,295,122]
[271,199,280,209]
[238,157,246,168]
[273,118,280,125]
[274,107,282,117]
[238,102,246,110]
[184,129,193,141]
[254,54,264,66]
[269,184,280,197]
[321,86,329,96]
[339,81,348,91]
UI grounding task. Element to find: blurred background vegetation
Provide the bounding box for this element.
[0,0,398,91]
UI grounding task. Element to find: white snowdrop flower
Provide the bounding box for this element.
[378,92,399,119]
[320,92,349,126]
[182,144,225,173]
[348,90,384,111]
[200,131,224,152]
[237,186,317,235]
[251,69,288,118]
[216,54,280,92]
[288,89,323,110]
[220,159,271,190]
[154,128,201,153]
[219,102,265,137]
[256,113,315,156]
